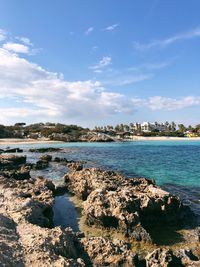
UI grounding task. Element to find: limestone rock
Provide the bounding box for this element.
[80,237,136,266]
[65,167,194,241]
[146,248,200,267]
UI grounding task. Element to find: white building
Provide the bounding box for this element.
[130,122,167,133]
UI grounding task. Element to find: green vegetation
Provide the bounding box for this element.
[0,122,89,140]
[0,121,200,140]
[94,121,200,137]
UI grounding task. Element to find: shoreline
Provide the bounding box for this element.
[0,138,63,145]
[130,136,200,141]
[0,149,200,265]
[0,136,200,145]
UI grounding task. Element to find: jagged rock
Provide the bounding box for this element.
[145,248,200,267]
[67,162,83,171]
[175,249,200,266]
[194,227,200,242]
[0,173,86,266]
[0,214,25,267]
[79,132,115,142]
[64,168,124,200]
[65,167,195,242]
[80,237,136,266]
[0,174,55,227]
[39,154,52,162]
[145,248,180,267]
[18,224,86,267]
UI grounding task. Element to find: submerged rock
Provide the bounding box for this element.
[29,147,62,153]
[0,147,23,153]
[33,160,49,170]
[39,154,52,162]
[0,154,26,169]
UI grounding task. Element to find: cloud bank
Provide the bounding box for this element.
[1,29,200,125]
[0,46,134,124]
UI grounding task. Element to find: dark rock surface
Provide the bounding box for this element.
[29,147,62,153]
[0,154,26,169]
[0,147,23,153]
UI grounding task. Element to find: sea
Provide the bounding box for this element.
[2,140,200,229]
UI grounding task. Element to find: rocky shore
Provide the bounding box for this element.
[0,152,199,266]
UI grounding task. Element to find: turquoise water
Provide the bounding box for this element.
[3,140,200,186]
[2,140,200,223]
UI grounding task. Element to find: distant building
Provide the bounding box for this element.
[131,122,167,133]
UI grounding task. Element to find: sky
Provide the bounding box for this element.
[0,0,200,127]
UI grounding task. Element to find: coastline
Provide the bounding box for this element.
[0,145,200,265]
[1,136,200,146]
[130,136,200,141]
[0,138,63,145]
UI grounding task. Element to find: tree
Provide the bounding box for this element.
[171,121,176,132]
[178,124,186,133]
[124,125,130,132]
[115,124,120,131]
[187,125,194,131]
[195,124,200,134]
[164,121,169,131]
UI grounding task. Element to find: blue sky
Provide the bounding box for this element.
[0,0,200,127]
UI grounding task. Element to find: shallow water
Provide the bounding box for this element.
[7,140,200,186]
[53,194,80,231]
[2,140,200,226]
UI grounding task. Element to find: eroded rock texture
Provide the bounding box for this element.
[64,167,195,242]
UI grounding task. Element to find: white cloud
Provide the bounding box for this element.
[104,24,119,31]
[85,27,94,35]
[0,47,135,124]
[133,26,200,50]
[148,96,200,110]
[131,96,200,110]
[3,42,30,54]
[16,37,32,46]
[0,29,6,41]
[90,56,112,71]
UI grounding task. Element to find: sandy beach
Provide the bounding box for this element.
[0,136,200,145]
[0,138,63,145]
[130,136,200,141]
